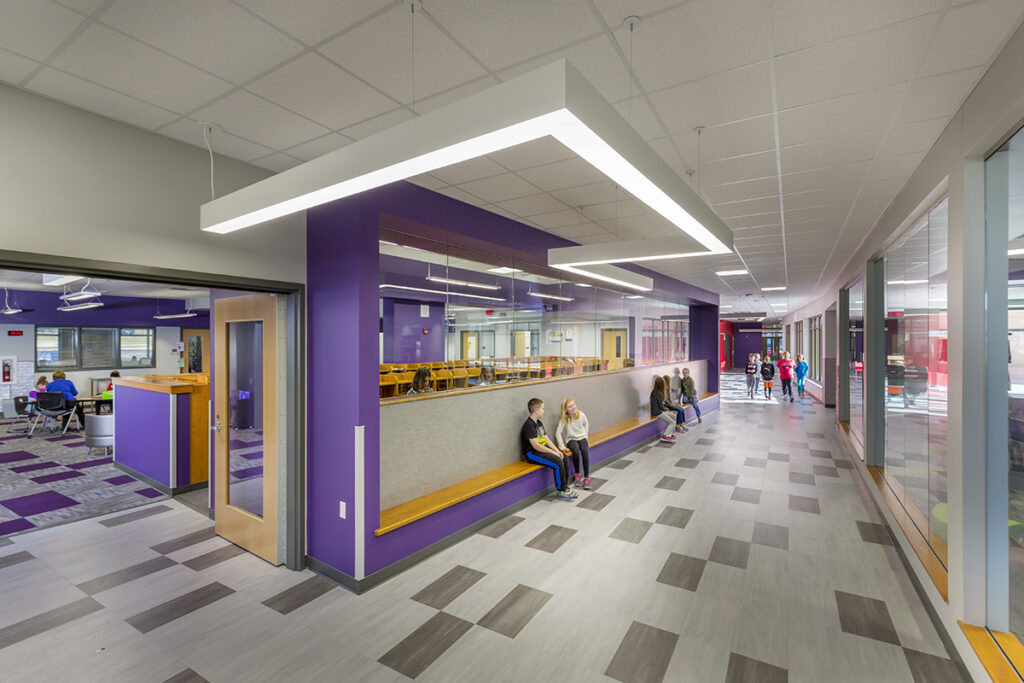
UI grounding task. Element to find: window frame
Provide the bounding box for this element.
[35,325,157,372]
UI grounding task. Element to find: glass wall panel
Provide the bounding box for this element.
[991,124,1024,639]
[881,198,948,568]
[848,278,865,449]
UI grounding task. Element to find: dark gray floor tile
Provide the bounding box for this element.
[708,537,751,569]
[655,476,685,491]
[588,477,609,491]
[752,522,789,550]
[812,465,839,478]
[789,495,821,515]
[126,582,235,634]
[0,550,34,570]
[834,590,901,645]
[655,506,694,529]
[609,518,654,544]
[725,652,788,683]
[712,472,739,486]
[100,504,174,528]
[767,452,790,462]
[477,584,553,638]
[743,457,768,469]
[182,544,246,571]
[789,472,815,485]
[656,553,706,591]
[0,597,103,650]
[150,527,217,555]
[378,611,473,678]
[77,556,177,595]
[835,460,855,470]
[525,525,577,553]
[731,487,761,504]
[262,575,338,615]
[608,459,633,470]
[0,537,14,547]
[789,441,809,448]
[809,449,833,459]
[675,458,701,469]
[638,446,653,453]
[605,620,679,683]
[903,647,964,683]
[576,492,614,512]
[163,668,209,683]
[478,515,525,539]
[856,521,893,546]
[703,452,726,462]
[411,565,486,610]
[696,438,715,446]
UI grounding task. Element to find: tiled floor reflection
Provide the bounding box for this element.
[0,374,965,682]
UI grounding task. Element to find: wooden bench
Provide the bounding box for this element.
[375,414,661,536]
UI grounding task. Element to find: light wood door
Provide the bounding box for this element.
[213,293,282,564]
[461,332,478,360]
[181,328,210,373]
[513,331,530,357]
[602,328,627,370]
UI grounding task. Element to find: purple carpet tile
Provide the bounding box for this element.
[30,470,86,484]
[46,434,82,442]
[0,518,35,536]
[69,457,114,469]
[0,434,28,442]
[232,465,263,480]
[10,461,61,473]
[230,439,263,450]
[240,451,264,461]
[62,441,87,448]
[0,451,38,464]
[104,475,136,486]
[0,490,80,516]
[136,488,162,499]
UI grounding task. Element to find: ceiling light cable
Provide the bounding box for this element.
[201,122,215,200]
[694,125,706,195]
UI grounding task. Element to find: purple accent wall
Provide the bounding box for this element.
[734,325,764,367]
[114,385,171,486]
[0,290,206,326]
[689,304,720,393]
[381,298,445,364]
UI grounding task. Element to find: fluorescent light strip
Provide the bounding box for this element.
[425,275,501,291]
[42,274,83,287]
[154,311,198,320]
[528,291,574,302]
[887,279,928,285]
[761,286,786,292]
[716,269,748,276]
[552,264,652,292]
[379,284,505,302]
[58,300,103,312]
[1010,248,1024,256]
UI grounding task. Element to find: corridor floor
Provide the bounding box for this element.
[0,376,965,682]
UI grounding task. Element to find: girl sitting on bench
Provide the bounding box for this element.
[556,397,591,490]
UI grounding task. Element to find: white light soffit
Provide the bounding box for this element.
[199,60,732,258]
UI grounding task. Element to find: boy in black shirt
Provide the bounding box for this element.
[520,398,578,500]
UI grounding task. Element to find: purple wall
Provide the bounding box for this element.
[689,304,720,392]
[1,289,207,327]
[307,181,724,583]
[734,324,763,367]
[381,298,445,363]
[114,385,171,486]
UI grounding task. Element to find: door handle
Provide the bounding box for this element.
[213,421,222,432]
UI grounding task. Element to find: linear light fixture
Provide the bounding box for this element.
[1,289,22,315]
[154,311,199,319]
[761,286,786,292]
[552,263,652,291]
[58,300,103,312]
[528,291,574,302]
[425,275,501,291]
[59,279,102,302]
[200,61,732,258]
[715,269,748,277]
[1010,248,1024,256]
[379,284,505,302]
[887,279,928,285]
[42,273,83,287]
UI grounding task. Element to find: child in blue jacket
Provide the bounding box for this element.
[795,355,809,398]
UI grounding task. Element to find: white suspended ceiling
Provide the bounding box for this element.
[2,0,1023,317]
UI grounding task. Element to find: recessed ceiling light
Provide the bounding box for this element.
[715,269,748,276]
[486,267,522,275]
[42,273,84,287]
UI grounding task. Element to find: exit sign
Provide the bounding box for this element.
[7,330,23,336]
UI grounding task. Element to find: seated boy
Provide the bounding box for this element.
[678,367,702,424]
[520,398,578,500]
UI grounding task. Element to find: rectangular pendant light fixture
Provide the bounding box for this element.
[379,284,505,302]
[200,60,732,264]
[425,275,501,290]
[527,291,574,302]
[58,300,103,312]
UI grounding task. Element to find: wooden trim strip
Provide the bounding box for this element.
[959,622,1022,683]
[866,466,948,600]
[375,414,663,536]
[113,377,194,394]
[993,630,1024,679]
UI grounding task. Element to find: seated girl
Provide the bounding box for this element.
[661,374,688,433]
[651,377,679,443]
[407,366,433,395]
[555,397,591,490]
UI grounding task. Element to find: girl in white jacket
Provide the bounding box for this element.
[556,397,591,490]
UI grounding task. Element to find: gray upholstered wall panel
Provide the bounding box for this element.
[379,360,708,509]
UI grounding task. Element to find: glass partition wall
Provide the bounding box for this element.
[848,277,865,450]
[881,197,949,568]
[377,230,690,399]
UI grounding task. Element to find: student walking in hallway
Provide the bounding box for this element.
[778,352,796,403]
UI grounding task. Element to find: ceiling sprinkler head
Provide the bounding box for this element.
[693,125,706,134]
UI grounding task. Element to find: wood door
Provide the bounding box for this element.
[213,293,282,564]
[602,329,627,370]
[461,332,478,360]
[181,328,210,373]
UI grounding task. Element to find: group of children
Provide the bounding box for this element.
[519,367,703,501]
[744,352,808,401]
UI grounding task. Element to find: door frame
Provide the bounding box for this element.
[0,248,307,571]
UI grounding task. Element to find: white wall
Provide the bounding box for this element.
[0,83,305,284]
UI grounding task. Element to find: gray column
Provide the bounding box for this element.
[823,307,837,408]
[838,289,850,422]
[864,258,886,468]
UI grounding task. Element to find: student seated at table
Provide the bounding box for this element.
[407,366,433,396]
[520,398,577,500]
[477,366,496,386]
[29,375,47,403]
[97,370,118,414]
[46,370,85,431]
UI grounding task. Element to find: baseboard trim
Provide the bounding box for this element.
[112,462,207,496]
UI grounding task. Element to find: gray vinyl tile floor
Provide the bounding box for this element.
[0,373,967,682]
